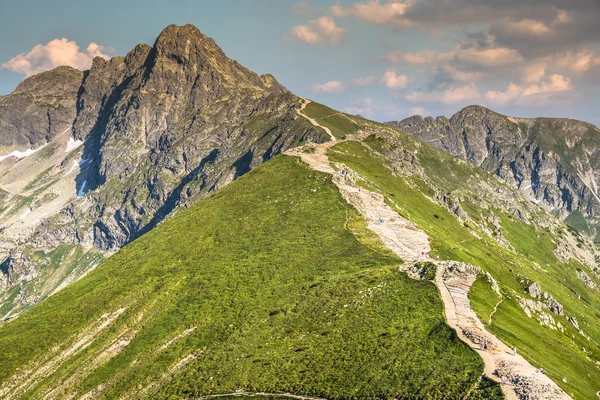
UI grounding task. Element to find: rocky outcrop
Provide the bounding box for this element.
[0,24,327,319]
[577,269,597,289]
[525,281,564,316]
[388,106,600,236]
[0,66,83,153]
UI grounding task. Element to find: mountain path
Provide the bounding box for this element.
[285,131,571,400]
[296,99,336,142]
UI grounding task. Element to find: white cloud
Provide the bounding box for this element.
[553,51,600,74]
[291,16,346,45]
[523,74,572,96]
[455,45,523,67]
[386,50,453,64]
[485,74,573,106]
[502,19,552,38]
[405,84,481,105]
[410,106,429,116]
[1,38,111,77]
[521,62,547,84]
[344,97,373,116]
[385,37,523,69]
[331,0,412,27]
[352,74,376,86]
[381,70,410,89]
[311,80,346,93]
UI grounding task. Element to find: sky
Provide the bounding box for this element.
[1,0,600,123]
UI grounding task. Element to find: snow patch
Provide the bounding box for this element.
[79,158,91,166]
[78,180,87,197]
[524,184,532,190]
[0,145,46,162]
[534,198,542,204]
[66,137,83,153]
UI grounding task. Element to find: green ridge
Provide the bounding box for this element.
[0,156,484,399]
[328,134,600,399]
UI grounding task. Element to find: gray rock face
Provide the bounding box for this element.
[525,281,564,316]
[0,24,327,319]
[526,281,543,298]
[0,66,83,153]
[388,106,600,235]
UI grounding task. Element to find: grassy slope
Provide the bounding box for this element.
[328,135,600,399]
[0,156,484,399]
[469,276,501,325]
[303,101,360,140]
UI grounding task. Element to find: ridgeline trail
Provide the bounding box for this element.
[288,101,572,400]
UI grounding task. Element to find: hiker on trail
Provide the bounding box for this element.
[479,342,483,351]
[513,346,517,356]
[483,338,488,351]
[379,216,384,224]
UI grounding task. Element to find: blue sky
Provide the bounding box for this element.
[2,0,600,123]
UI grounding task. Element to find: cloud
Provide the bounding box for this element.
[553,51,600,74]
[501,19,552,38]
[405,84,481,105]
[386,50,454,64]
[311,80,346,93]
[455,45,523,67]
[292,1,320,16]
[381,70,410,89]
[344,97,373,116]
[333,0,412,27]
[485,74,573,106]
[386,36,523,69]
[520,62,547,84]
[1,38,111,77]
[352,74,376,86]
[410,106,429,116]
[291,16,346,45]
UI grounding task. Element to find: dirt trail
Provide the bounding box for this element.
[286,131,571,399]
[296,98,336,142]
[437,267,570,400]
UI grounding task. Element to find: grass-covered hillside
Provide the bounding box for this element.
[0,156,488,399]
[325,122,600,399]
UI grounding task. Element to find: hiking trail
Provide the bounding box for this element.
[296,98,336,142]
[285,126,572,400]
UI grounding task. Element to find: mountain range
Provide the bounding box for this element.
[388,107,600,240]
[0,23,599,400]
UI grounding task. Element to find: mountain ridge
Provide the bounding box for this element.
[387,105,600,239]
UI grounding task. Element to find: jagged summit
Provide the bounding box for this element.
[388,105,600,237]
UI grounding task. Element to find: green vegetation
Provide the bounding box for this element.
[0,156,484,399]
[303,101,359,140]
[413,261,437,280]
[565,210,595,237]
[469,276,501,325]
[469,376,505,399]
[328,135,600,399]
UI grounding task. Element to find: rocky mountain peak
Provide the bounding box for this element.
[389,105,600,237]
[14,66,83,94]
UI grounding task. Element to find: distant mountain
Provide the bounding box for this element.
[387,106,600,239]
[0,24,327,320]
